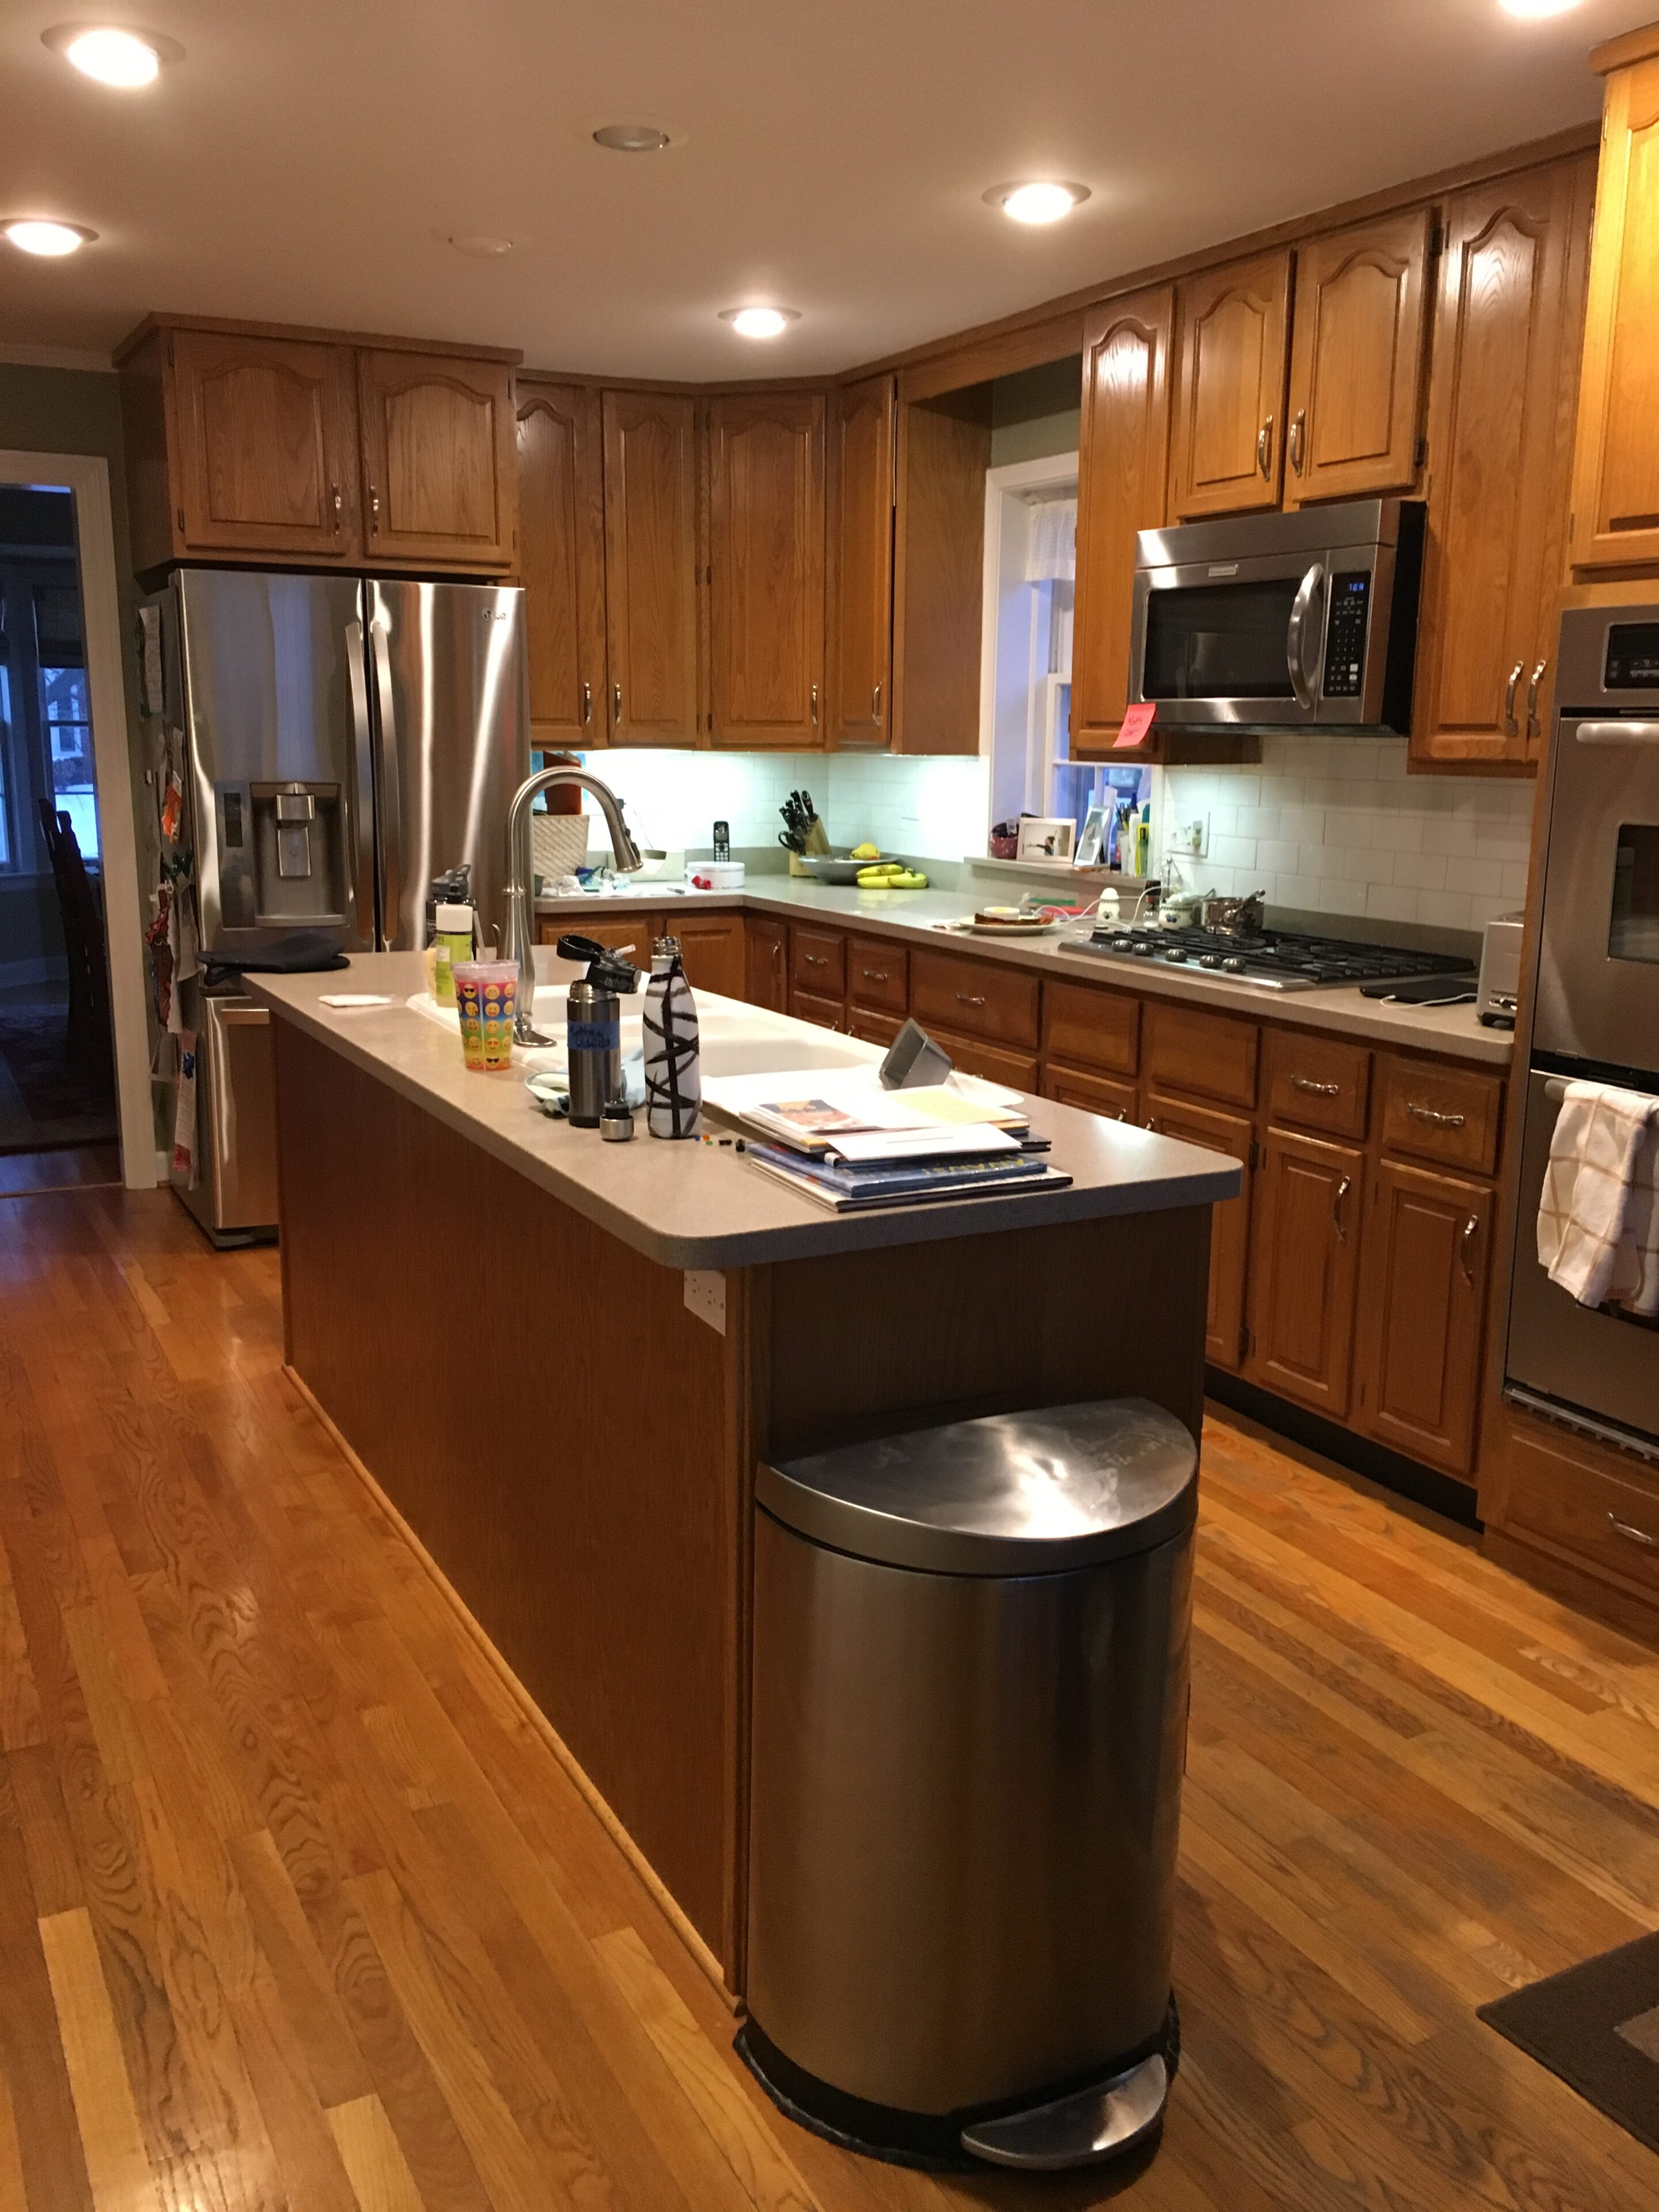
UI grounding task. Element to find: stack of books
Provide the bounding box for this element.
[716,1088,1071,1213]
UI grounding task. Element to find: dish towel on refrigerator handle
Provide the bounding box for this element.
[1536,1081,1659,1315]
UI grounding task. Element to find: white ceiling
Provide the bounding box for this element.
[0,0,1651,380]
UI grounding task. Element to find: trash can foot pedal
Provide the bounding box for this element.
[960,2050,1169,2170]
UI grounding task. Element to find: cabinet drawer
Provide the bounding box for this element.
[911,950,1039,1050]
[1265,1029,1370,1139]
[1503,1424,1659,1604]
[791,987,844,1032]
[930,1028,1039,1092]
[1043,1064,1139,1122]
[1043,980,1140,1078]
[537,912,657,960]
[791,927,846,998]
[847,936,908,1016]
[1145,1001,1259,1109]
[847,1007,903,1049]
[1379,1056,1503,1175]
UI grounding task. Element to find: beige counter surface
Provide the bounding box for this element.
[536,876,1513,1067]
[252,952,1238,1271]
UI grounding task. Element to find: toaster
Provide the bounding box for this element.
[1478,912,1524,1029]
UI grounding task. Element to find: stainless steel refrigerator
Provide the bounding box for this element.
[149,567,529,1243]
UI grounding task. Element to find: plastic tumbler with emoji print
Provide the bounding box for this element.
[452,961,517,1071]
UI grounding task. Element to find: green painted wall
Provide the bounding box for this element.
[990,355,1082,467]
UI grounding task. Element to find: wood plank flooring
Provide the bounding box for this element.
[1,1181,1657,2211]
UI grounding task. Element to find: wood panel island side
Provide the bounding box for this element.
[252,954,1240,2001]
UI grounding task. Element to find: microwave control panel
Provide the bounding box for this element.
[1321,572,1371,698]
[1604,621,1659,689]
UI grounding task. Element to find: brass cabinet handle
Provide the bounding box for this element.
[1333,1174,1351,1243]
[1257,416,1274,479]
[1526,660,1547,737]
[804,953,829,967]
[369,486,381,531]
[861,968,889,983]
[1289,410,1306,476]
[1407,1101,1466,1130]
[581,680,593,725]
[1503,661,1524,736]
[1608,1512,1659,1550]
[1459,1213,1480,1286]
[810,683,819,728]
[872,681,882,721]
[1290,1074,1339,1097]
[330,483,343,528]
[613,681,623,725]
[956,992,987,1009]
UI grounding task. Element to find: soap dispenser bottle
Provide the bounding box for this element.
[644,936,700,1139]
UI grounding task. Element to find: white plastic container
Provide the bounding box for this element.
[687,860,746,891]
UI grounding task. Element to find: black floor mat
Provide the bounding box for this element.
[1479,1932,1659,2156]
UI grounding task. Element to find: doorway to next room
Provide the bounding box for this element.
[0,483,119,1194]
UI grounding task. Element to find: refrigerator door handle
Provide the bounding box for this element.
[371,616,403,949]
[344,619,377,944]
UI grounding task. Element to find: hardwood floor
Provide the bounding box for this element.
[1,1183,1657,2210]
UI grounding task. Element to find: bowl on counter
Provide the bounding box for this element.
[688,859,746,890]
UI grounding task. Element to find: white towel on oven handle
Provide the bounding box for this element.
[1536,1081,1659,1313]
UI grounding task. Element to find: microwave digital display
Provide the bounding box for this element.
[1604,623,1659,689]
[1321,573,1370,698]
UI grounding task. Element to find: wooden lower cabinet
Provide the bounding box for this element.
[745,916,789,1012]
[1041,1063,1139,1122]
[847,1006,903,1048]
[537,912,656,961]
[930,1029,1039,1090]
[673,914,745,998]
[791,986,844,1031]
[1354,1160,1491,1477]
[1248,1128,1364,1417]
[1145,1093,1254,1372]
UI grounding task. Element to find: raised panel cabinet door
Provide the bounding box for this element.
[1248,1128,1363,1417]
[892,387,993,754]
[171,329,360,558]
[745,918,789,1012]
[1355,1161,1491,1478]
[1143,1093,1253,1370]
[1411,156,1595,768]
[1571,55,1659,572]
[826,374,896,747]
[708,392,825,746]
[673,915,747,999]
[1283,210,1432,507]
[516,381,607,739]
[358,350,517,569]
[601,389,700,745]
[1071,286,1173,752]
[1171,249,1292,518]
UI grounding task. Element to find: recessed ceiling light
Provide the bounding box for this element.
[984,180,1091,226]
[42,24,184,85]
[593,123,672,153]
[3,219,97,257]
[449,234,513,257]
[1498,0,1581,15]
[719,306,799,340]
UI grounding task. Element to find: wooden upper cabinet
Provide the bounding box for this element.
[601,389,700,746]
[707,392,825,748]
[892,388,992,754]
[1171,249,1291,518]
[1071,285,1173,753]
[516,381,607,741]
[1412,155,1596,770]
[1283,210,1432,506]
[169,329,361,560]
[357,350,517,570]
[825,374,896,748]
[1571,50,1659,572]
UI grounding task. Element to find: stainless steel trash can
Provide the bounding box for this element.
[740,1397,1196,2173]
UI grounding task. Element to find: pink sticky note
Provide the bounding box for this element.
[1115,703,1157,749]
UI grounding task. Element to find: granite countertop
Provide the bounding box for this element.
[251,953,1240,1271]
[535,877,1513,1067]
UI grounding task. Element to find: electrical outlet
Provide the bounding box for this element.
[683,1269,727,1335]
[1174,816,1209,858]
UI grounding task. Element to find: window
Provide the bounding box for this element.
[0,660,12,868]
[34,585,97,861]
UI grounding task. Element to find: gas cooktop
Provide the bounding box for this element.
[1065,924,1476,994]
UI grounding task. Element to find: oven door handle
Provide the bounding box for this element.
[1574,721,1659,746]
[1286,562,1325,711]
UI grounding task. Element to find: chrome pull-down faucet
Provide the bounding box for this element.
[503,766,645,1043]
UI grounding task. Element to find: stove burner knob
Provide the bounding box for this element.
[1163,950,1188,964]
[1133,941,1156,956]
[1222,956,1247,973]
[1198,954,1223,969]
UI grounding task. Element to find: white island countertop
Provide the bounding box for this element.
[250,952,1241,1270]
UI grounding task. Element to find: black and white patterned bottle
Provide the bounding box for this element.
[644,937,701,1139]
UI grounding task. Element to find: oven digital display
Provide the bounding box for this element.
[1611,823,1659,964]
[1604,623,1659,689]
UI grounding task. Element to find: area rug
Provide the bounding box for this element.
[1479,1933,1659,2154]
[0,1001,118,1154]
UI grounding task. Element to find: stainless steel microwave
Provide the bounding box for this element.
[1130,498,1426,733]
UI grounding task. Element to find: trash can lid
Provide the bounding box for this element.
[757,1398,1197,1577]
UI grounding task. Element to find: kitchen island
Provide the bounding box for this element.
[254,953,1238,2001]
